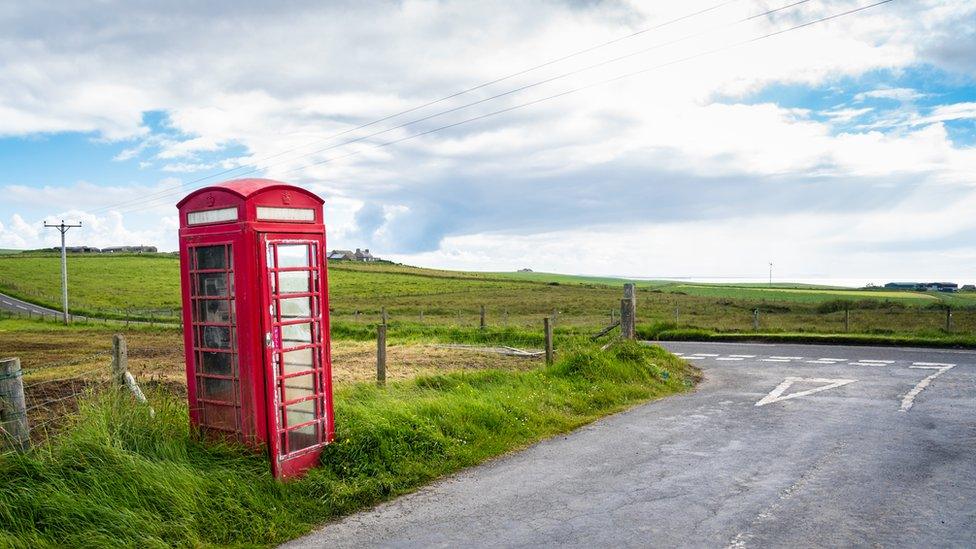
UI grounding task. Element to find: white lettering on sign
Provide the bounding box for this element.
[755,377,857,407]
[256,206,315,222]
[187,207,238,225]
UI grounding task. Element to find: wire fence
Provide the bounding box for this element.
[0,338,154,449]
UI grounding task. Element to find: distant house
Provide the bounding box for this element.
[327,249,355,261]
[962,285,975,292]
[884,281,958,292]
[925,282,958,292]
[884,282,922,290]
[354,248,376,262]
[518,268,533,272]
[327,248,379,262]
[102,245,157,254]
[63,246,100,253]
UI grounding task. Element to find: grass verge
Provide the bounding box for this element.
[0,341,696,548]
[641,324,976,349]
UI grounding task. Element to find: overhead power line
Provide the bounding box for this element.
[113,0,895,216]
[95,0,815,215]
[86,0,747,215]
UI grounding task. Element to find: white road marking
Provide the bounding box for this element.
[672,353,685,356]
[685,356,705,360]
[805,360,841,364]
[755,377,858,407]
[692,353,720,357]
[900,365,955,412]
[716,357,744,361]
[818,358,846,361]
[851,362,891,366]
[769,356,803,360]
[760,358,790,362]
[857,360,894,364]
[729,354,756,358]
[912,362,954,367]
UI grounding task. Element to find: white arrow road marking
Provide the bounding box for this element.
[755,377,858,407]
[900,364,955,412]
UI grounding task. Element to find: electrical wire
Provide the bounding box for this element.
[84,0,748,215]
[112,0,895,216]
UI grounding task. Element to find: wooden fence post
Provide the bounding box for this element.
[0,357,29,452]
[674,305,679,325]
[111,334,128,386]
[946,307,952,332]
[845,307,850,332]
[753,309,760,331]
[381,307,388,326]
[376,324,387,385]
[610,308,615,325]
[544,317,554,366]
[480,305,486,330]
[620,299,635,340]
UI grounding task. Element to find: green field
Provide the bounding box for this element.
[1,253,974,336]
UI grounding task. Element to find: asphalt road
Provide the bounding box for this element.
[284,341,976,548]
[0,291,64,319]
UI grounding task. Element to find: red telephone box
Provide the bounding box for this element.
[177,178,334,479]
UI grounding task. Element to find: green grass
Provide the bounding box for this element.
[0,341,694,548]
[2,254,975,337]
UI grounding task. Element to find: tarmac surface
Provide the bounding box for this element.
[284,341,976,548]
[0,291,65,319]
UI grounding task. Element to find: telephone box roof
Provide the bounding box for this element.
[176,178,322,207]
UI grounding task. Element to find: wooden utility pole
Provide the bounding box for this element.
[0,357,29,452]
[376,325,387,385]
[43,220,82,325]
[544,317,554,365]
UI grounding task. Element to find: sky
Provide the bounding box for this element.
[1,0,975,285]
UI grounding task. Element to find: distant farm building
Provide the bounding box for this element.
[327,248,378,262]
[518,268,533,272]
[55,245,157,254]
[884,281,958,292]
[102,245,157,254]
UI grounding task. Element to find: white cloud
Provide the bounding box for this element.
[0,0,975,278]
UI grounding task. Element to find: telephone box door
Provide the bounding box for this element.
[260,234,333,478]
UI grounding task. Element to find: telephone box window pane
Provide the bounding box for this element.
[202,403,237,431]
[202,326,232,349]
[277,245,310,268]
[199,351,235,376]
[287,423,318,453]
[279,297,312,319]
[282,348,314,375]
[197,273,229,296]
[281,323,312,345]
[195,246,226,270]
[285,400,316,427]
[277,271,309,294]
[283,373,315,402]
[197,299,232,323]
[202,377,235,402]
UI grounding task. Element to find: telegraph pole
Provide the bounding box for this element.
[43,220,82,324]
[769,262,773,287]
